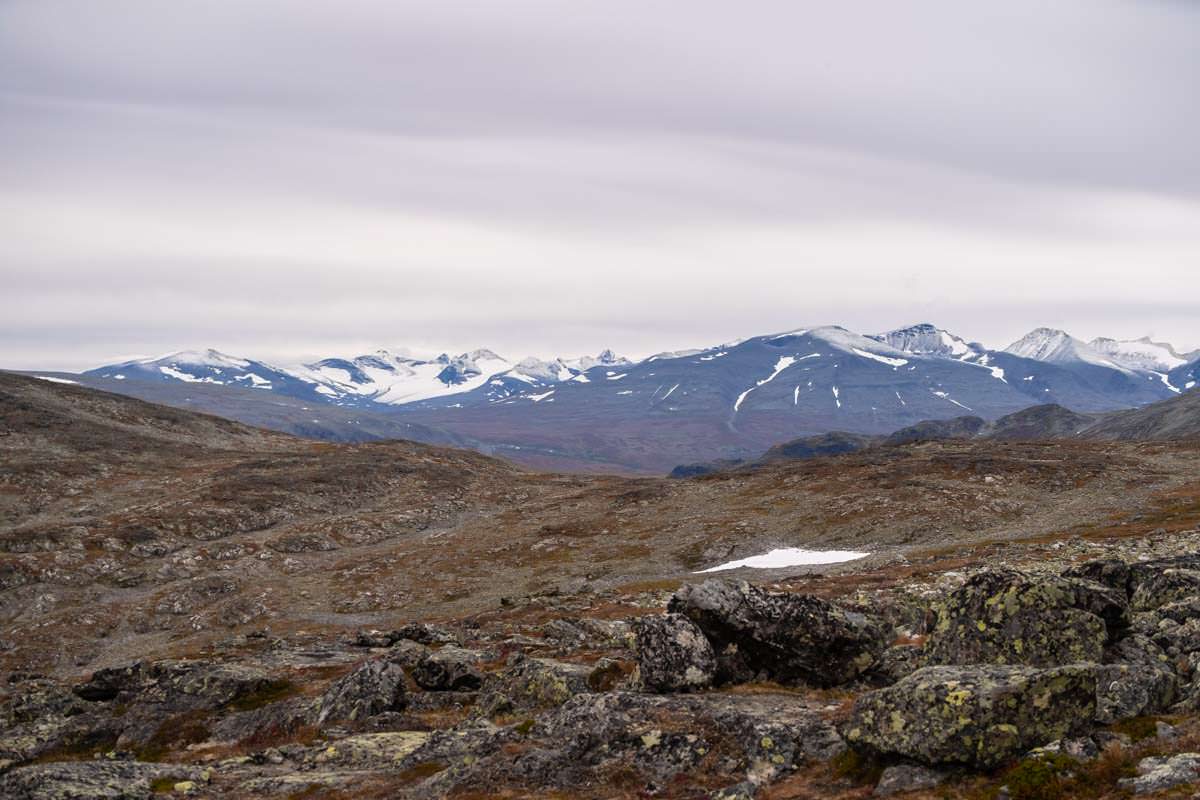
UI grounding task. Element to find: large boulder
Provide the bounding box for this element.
[312,659,407,725]
[669,580,888,686]
[924,569,1127,667]
[632,613,717,693]
[841,664,1097,768]
[411,646,484,692]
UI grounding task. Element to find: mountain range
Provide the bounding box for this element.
[23,323,1200,473]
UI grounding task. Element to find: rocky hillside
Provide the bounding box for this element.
[1084,389,1200,442]
[6,375,1200,797]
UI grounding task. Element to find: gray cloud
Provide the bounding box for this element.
[2,0,1199,369]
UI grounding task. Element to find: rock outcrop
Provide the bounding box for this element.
[632,612,716,693]
[669,579,888,686]
[924,569,1126,667]
[842,664,1097,768]
[312,659,407,725]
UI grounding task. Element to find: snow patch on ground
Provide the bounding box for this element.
[35,376,78,385]
[698,547,869,573]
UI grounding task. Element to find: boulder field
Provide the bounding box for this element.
[9,556,1200,797]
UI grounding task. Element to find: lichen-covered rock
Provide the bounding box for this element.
[841,664,1096,768]
[1131,569,1200,612]
[411,646,483,691]
[402,690,843,796]
[300,731,430,768]
[1093,663,1177,723]
[0,760,202,800]
[478,655,592,716]
[924,569,1126,667]
[1120,752,1200,794]
[669,579,888,686]
[632,613,717,693]
[312,659,406,724]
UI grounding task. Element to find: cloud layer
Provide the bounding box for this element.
[3,0,1199,369]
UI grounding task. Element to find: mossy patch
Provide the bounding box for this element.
[830,748,884,785]
[1110,715,1162,743]
[396,761,448,782]
[1002,753,1076,800]
[227,678,299,711]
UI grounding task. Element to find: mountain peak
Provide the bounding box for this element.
[1088,336,1188,372]
[1005,328,1132,373]
[873,324,977,359]
[140,348,251,368]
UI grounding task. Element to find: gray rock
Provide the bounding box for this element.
[1120,752,1200,794]
[386,638,432,669]
[412,646,483,691]
[1063,558,1133,596]
[312,659,406,724]
[478,655,593,716]
[1026,736,1099,762]
[842,664,1096,768]
[632,613,717,693]
[0,760,201,800]
[395,622,459,645]
[669,579,888,686]
[924,569,1126,668]
[1131,569,1200,612]
[874,763,945,796]
[1093,663,1177,723]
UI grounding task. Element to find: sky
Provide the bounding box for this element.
[2,0,1199,371]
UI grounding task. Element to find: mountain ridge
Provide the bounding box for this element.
[44,322,1200,472]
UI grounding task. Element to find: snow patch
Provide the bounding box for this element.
[932,390,972,410]
[35,376,78,385]
[733,356,797,412]
[852,348,908,368]
[698,547,869,573]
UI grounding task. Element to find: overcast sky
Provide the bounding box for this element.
[3,0,1199,370]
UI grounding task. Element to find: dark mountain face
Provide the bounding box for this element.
[1083,388,1200,441]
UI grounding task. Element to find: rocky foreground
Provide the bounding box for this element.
[10,540,1200,798]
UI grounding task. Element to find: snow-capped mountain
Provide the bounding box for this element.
[84,349,324,399]
[85,347,635,409]
[1004,328,1130,372]
[1089,337,1189,374]
[871,323,983,360]
[292,349,514,405]
[71,324,1194,473]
